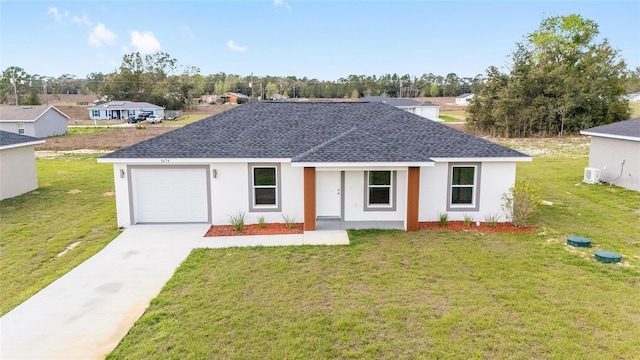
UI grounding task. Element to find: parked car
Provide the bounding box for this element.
[146,115,162,124]
[127,116,141,124]
[165,116,178,121]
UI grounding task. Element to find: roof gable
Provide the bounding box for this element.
[580,118,640,142]
[101,102,528,162]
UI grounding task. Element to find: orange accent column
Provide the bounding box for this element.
[303,167,316,231]
[406,167,420,231]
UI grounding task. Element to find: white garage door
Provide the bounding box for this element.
[131,167,209,223]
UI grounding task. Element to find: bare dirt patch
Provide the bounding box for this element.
[420,221,537,234]
[37,127,176,151]
[205,223,304,237]
[67,189,82,195]
[103,192,115,197]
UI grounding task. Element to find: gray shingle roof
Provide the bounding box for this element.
[0,130,44,147]
[102,102,528,162]
[581,118,640,140]
[88,101,163,111]
[0,105,69,121]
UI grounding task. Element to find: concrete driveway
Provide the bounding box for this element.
[0,224,209,360]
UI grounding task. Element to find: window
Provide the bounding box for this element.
[249,164,281,212]
[447,164,481,211]
[91,110,100,117]
[17,122,25,135]
[364,171,396,211]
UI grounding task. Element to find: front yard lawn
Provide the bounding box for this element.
[0,154,121,315]
[108,155,640,359]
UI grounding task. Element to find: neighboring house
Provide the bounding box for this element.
[455,93,474,105]
[580,118,640,192]
[88,101,165,120]
[201,94,222,104]
[622,92,640,102]
[359,96,441,121]
[99,102,531,231]
[0,105,69,138]
[0,131,45,200]
[271,94,288,101]
[221,92,249,104]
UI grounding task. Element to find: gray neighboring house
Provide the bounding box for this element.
[99,102,531,231]
[580,118,640,191]
[455,93,474,105]
[0,131,45,200]
[0,105,69,138]
[359,96,441,120]
[88,101,165,120]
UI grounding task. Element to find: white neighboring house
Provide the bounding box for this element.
[0,131,45,200]
[0,105,69,138]
[359,96,441,121]
[99,102,531,232]
[580,118,640,192]
[622,92,640,102]
[88,101,165,120]
[455,93,475,105]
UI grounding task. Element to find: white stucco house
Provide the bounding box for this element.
[359,96,441,121]
[88,101,165,120]
[455,93,474,105]
[580,118,640,192]
[0,105,69,138]
[98,102,531,231]
[622,92,640,102]
[0,131,45,200]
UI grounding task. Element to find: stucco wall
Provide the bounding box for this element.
[0,146,39,200]
[413,106,439,119]
[419,162,516,222]
[34,110,67,137]
[588,137,640,191]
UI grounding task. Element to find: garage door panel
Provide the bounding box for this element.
[131,167,209,223]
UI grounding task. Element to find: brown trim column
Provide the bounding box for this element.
[406,167,420,231]
[303,167,316,231]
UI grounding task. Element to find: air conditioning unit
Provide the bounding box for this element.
[583,167,601,184]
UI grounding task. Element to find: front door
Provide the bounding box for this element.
[316,171,341,218]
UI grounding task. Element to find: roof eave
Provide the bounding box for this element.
[429,157,532,162]
[0,139,45,150]
[580,131,640,142]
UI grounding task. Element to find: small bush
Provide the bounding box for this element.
[228,211,246,231]
[257,216,266,229]
[438,212,448,227]
[501,181,541,227]
[463,213,474,226]
[484,213,499,227]
[282,214,296,229]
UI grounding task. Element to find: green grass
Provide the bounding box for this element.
[66,126,117,135]
[438,115,461,122]
[0,154,122,315]
[168,113,212,126]
[108,155,640,358]
[440,109,467,121]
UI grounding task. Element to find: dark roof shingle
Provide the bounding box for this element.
[102,102,528,162]
[581,118,640,140]
[0,130,44,147]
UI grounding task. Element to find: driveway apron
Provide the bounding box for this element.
[0,224,209,360]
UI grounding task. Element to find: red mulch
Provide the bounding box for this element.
[205,223,304,237]
[419,221,537,234]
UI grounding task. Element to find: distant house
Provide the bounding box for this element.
[455,93,474,105]
[0,105,69,138]
[623,92,640,102]
[87,101,165,120]
[221,92,249,104]
[359,96,441,121]
[0,131,45,200]
[271,94,288,101]
[201,94,222,104]
[580,118,640,192]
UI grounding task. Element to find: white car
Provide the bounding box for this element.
[146,115,162,124]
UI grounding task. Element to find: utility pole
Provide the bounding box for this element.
[11,69,19,105]
[43,79,49,105]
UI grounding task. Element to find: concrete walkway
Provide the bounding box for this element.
[0,225,349,359]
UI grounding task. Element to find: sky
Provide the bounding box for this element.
[1,0,639,81]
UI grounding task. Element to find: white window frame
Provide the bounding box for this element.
[248,163,281,212]
[447,163,481,211]
[17,122,25,135]
[364,170,397,211]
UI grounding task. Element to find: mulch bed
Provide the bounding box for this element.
[205,223,304,237]
[419,221,537,234]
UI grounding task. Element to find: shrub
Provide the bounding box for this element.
[485,213,499,227]
[257,215,266,229]
[463,213,474,226]
[438,212,448,227]
[501,181,541,227]
[228,211,246,231]
[282,214,296,229]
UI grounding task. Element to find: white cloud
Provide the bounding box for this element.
[89,23,116,48]
[227,40,247,52]
[130,31,161,54]
[274,0,292,10]
[72,14,93,26]
[47,7,68,23]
